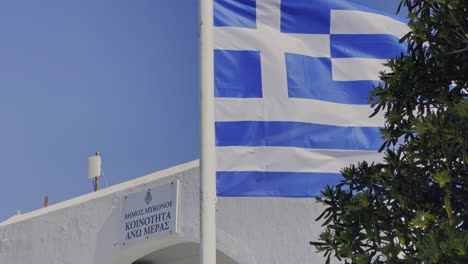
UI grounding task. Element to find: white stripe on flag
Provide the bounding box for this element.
[217,146,384,172]
[331,10,409,38]
[215,97,384,127]
[332,58,388,81]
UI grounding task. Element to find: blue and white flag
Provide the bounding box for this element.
[213,0,408,197]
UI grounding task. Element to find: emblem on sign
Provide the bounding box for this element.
[144,189,152,204]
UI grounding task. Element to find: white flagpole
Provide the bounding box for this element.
[199,0,216,263]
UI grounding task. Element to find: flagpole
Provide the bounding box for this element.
[199,0,216,263]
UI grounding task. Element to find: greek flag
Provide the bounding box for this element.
[214,0,408,197]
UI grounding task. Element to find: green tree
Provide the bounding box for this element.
[311,1,468,263]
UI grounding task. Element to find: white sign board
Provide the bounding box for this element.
[121,181,178,244]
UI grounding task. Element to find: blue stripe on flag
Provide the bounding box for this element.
[214,0,257,28]
[216,121,381,151]
[280,0,407,34]
[285,53,378,104]
[331,34,406,59]
[217,171,343,197]
[281,0,331,34]
[215,49,263,98]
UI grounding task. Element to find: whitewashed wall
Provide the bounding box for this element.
[0,160,337,264]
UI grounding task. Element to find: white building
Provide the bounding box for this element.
[0,160,335,264]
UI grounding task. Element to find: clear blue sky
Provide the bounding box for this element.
[0,0,404,222]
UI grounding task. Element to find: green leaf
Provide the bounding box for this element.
[432,170,451,187]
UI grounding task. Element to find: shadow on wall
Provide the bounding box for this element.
[132,242,239,264]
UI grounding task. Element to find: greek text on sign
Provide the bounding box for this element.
[121,181,178,243]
